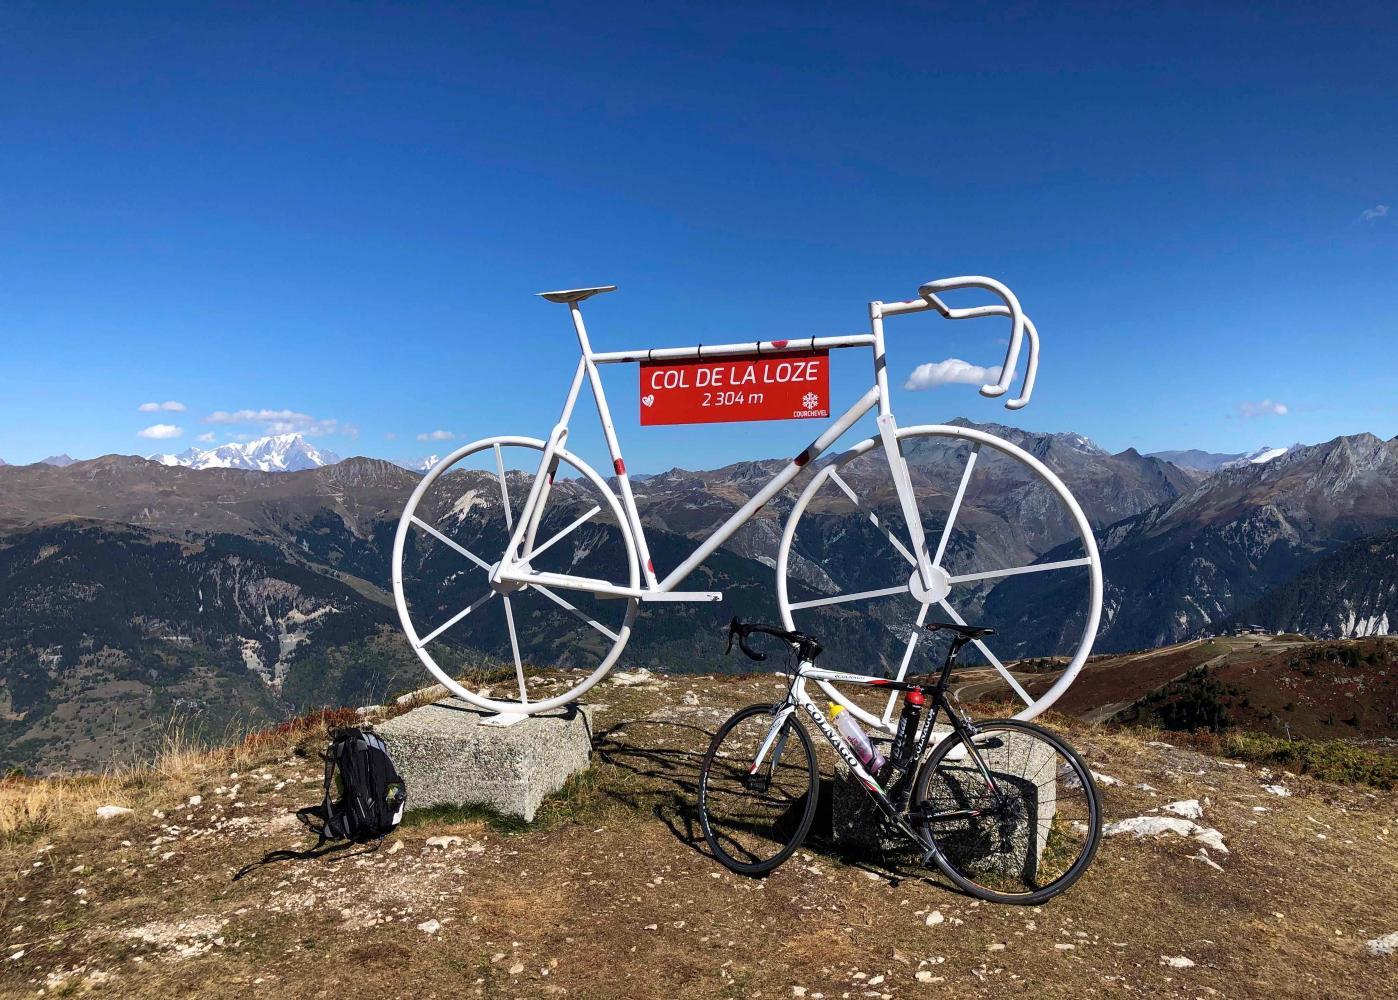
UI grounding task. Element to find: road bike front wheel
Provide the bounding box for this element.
[392,435,639,716]
[698,704,820,876]
[911,720,1101,905]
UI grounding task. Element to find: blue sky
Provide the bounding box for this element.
[1,2,1394,470]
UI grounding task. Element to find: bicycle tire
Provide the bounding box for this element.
[912,719,1102,905]
[698,704,820,876]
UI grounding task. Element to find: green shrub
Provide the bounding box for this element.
[1212,732,1398,790]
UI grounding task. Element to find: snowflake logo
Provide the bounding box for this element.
[802,392,820,410]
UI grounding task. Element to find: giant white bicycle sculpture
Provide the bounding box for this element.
[392,278,1102,728]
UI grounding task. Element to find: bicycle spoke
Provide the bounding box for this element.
[417,589,496,647]
[533,584,621,642]
[932,444,979,569]
[948,556,1093,586]
[410,515,492,572]
[917,722,1100,901]
[937,599,1035,707]
[501,593,527,703]
[493,442,513,532]
[883,603,931,724]
[528,505,602,562]
[828,470,917,567]
[789,583,909,611]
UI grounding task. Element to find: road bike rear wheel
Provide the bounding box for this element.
[911,720,1101,905]
[392,436,639,715]
[698,704,819,876]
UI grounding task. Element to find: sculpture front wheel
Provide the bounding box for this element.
[392,435,639,715]
[776,424,1103,732]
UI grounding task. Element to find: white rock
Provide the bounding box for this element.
[417,919,441,935]
[682,690,700,706]
[1190,849,1223,872]
[1192,827,1229,853]
[610,668,657,687]
[1163,799,1203,820]
[1161,955,1195,968]
[386,840,404,855]
[95,805,133,820]
[1104,815,1228,853]
[188,795,202,806]
[1262,784,1292,797]
[1366,931,1398,957]
[425,836,463,850]
[925,910,944,927]
[1104,816,1196,839]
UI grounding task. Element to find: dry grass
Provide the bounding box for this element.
[0,708,367,845]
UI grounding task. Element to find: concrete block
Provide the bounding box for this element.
[375,699,593,822]
[831,727,1056,882]
[929,732,1056,884]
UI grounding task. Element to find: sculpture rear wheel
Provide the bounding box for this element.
[776,424,1102,731]
[392,436,639,715]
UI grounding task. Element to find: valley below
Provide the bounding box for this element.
[2,422,1397,774]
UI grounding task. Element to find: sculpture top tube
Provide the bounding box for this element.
[567,277,1039,412]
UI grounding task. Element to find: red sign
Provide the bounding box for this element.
[639,350,830,425]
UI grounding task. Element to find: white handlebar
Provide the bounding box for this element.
[878,275,1040,410]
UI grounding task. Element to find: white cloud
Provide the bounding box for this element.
[204,408,357,439]
[137,423,183,440]
[417,429,455,442]
[383,432,398,441]
[196,432,216,443]
[1236,399,1289,418]
[904,358,1003,391]
[1360,204,1389,222]
[138,400,186,412]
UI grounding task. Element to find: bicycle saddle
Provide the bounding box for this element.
[928,621,996,640]
[536,285,617,304]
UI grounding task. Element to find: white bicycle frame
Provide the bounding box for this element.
[492,278,1042,608]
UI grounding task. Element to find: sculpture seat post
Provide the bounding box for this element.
[559,291,659,593]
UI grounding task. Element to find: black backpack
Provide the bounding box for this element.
[234,727,406,880]
[308,727,407,842]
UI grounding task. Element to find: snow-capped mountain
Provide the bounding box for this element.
[1220,444,1296,469]
[151,434,342,473]
[393,455,442,473]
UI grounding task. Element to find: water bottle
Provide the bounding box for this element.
[829,703,886,775]
[889,687,925,767]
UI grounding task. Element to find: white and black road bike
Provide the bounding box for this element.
[697,619,1102,904]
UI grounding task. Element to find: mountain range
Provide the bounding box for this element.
[1,422,1395,772]
[1145,444,1295,472]
[149,433,342,473]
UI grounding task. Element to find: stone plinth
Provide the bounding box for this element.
[375,699,593,822]
[832,728,1056,881]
